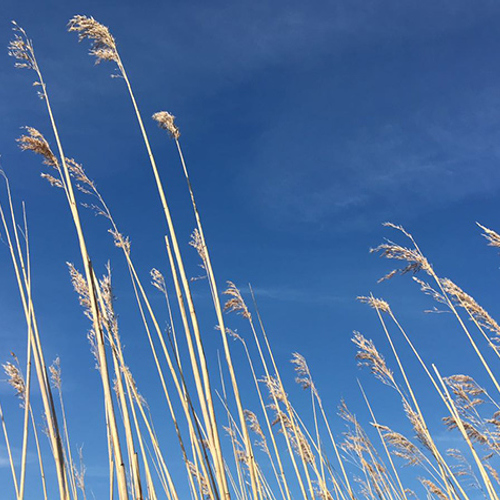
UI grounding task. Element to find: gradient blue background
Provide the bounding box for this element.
[1,1,500,498]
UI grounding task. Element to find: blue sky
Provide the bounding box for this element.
[2,1,500,498]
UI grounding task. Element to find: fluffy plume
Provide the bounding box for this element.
[187,461,210,498]
[3,361,26,406]
[150,268,167,295]
[109,229,131,255]
[371,223,431,281]
[445,375,485,410]
[291,352,319,401]
[371,241,431,282]
[262,375,287,404]
[152,111,180,140]
[441,278,500,339]
[244,409,269,455]
[189,228,206,270]
[8,22,37,71]
[352,332,396,388]
[74,446,87,496]
[372,424,423,466]
[49,357,62,390]
[420,479,447,500]
[224,281,251,320]
[41,173,64,188]
[18,127,59,170]
[68,262,92,321]
[403,401,433,452]
[478,223,500,249]
[68,15,118,64]
[357,296,391,313]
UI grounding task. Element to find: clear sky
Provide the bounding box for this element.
[1,1,500,498]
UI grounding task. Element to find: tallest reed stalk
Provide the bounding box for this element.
[67,15,238,500]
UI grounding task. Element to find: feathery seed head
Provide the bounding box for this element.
[478,223,500,249]
[403,400,433,452]
[374,425,423,466]
[446,374,485,405]
[151,268,167,294]
[291,352,319,401]
[41,173,64,188]
[352,332,396,388]
[123,367,148,408]
[293,429,315,464]
[244,409,270,455]
[109,229,131,255]
[66,157,95,194]
[8,22,37,71]
[68,262,92,321]
[153,111,180,140]
[187,461,210,497]
[244,409,265,440]
[18,127,59,169]
[371,241,431,282]
[224,326,244,343]
[441,278,500,339]
[373,223,432,281]
[49,357,62,390]
[3,361,26,404]
[189,228,206,269]
[68,15,118,64]
[224,281,251,320]
[74,447,87,494]
[420,479,447,500]
[262,375,287,404]
[357,296,391,313]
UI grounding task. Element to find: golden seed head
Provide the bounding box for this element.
[68,15,118,64]
[352,332,396,389]
[441,277,500,337]
[478,223,500,249]
[49,357,62,390]
[18,127,59,169]
[67,262,92,321]
[357,296,391,313]
[8,22,36,71]
[152,111,181,140]
[109,229,131,255]
[3,361,26,403]
[223,281,251,320]
[150,268,167,294]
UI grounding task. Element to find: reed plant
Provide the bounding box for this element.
[1,15,500,500]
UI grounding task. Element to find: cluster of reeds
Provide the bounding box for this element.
[2,15,500,500]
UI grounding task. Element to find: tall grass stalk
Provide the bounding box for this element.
[6,15,500,500]
[67,18,230,499]
[10,23,128,500]
[0,174,69,499]
[158,115,261,500]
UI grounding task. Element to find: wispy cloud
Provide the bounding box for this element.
[249,285,348,305]
[242,80,500,231]
[0,444,34,469]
